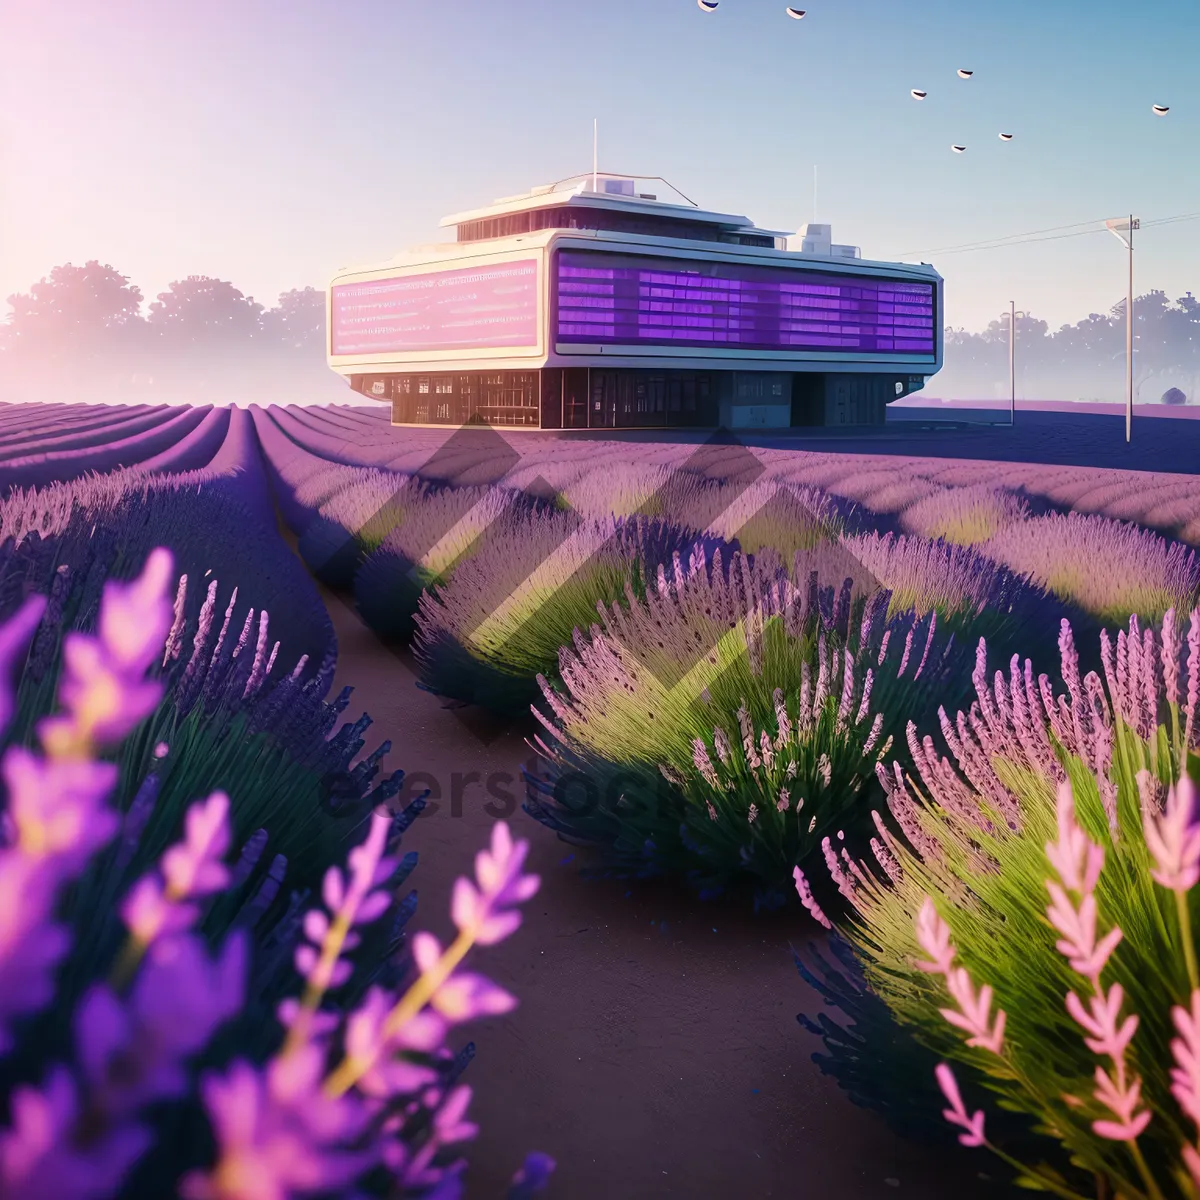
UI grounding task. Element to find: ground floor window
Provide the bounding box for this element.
[390,371,539,427]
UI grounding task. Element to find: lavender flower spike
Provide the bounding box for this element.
[452,822,541,946]
[283,810,397,1053]
[97,547,176,677]
[120,792,234,953]
[40,549,177,760]
[793,866,832,929]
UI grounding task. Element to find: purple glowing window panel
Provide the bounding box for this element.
[553,249,936,356]
[331,259,539,355]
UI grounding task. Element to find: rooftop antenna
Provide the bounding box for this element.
[813,164,818,222]
[593,118,598,192]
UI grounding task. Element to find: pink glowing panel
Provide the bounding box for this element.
[331,260,539,356]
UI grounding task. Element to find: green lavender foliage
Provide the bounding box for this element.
[825,611,1200,1197]
[353,484,548,644]
[413,508,730,715]
[526,547,967,909]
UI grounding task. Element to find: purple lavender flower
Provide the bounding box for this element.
[121,792,233,949]
[982,511,1200,624]
[179,1047,374,1200]
[75,931,247,1115]
[451,822,541,946]
[0,1066,152,1200]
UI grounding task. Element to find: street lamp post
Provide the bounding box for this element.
[1106,215,1139,443]
[1003,302,1027,426]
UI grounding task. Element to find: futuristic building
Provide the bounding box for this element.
[327,172,942,429]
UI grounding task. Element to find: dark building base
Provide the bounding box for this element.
[346,368,929,430]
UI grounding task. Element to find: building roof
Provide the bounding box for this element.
[437,172,793,239]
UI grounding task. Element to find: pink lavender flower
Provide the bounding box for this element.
[285,811,398,1049]
[1046,779,1150,1144]
[121,792,233,949]
[914,898,1006,1054]
[792,866,832,929]
[411,932,516,1021]
[915,897,955,974]
[39,550,177,760]
[1066,986,1140,1062]
[934,1062,987,1147]
[1170,990,1200,1128]
[0,1065,151,1199]
[1091,1068,1152,1141]
[1045,779,1106,898]
[451,821,540,946]
[97,547,175,677]
[1144,774,1200,892]
[341,987,446,1099]
[2,749,118,873]
[180,1047,374,1200]
[1046,885,1123,983]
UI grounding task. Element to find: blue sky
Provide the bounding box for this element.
[2,0,1197,335]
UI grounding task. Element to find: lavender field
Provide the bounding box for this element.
[2,398,1200,1199]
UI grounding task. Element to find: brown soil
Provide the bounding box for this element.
[320,583,1001,1200]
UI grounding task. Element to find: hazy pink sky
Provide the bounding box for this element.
[3,0,1198,336]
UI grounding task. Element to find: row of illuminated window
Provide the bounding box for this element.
[556,314,935,335]
[556,278,931,302]
[559,267,932,296]
[556,323,934,348]
[556,298,931,321]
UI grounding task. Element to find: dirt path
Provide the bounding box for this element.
[319,582,999,1200]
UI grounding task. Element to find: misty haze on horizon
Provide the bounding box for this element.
[1,256,1197,409]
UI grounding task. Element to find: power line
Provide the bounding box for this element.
[893,216,1110,257]
[890,209,1200,260]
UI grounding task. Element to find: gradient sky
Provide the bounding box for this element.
[2,0,1198,337]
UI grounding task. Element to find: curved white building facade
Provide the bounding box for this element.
[327,173,943,429]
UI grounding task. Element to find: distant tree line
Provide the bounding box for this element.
[0,261,337,405]
[1,260,1198,404]
[937,291,1200,403]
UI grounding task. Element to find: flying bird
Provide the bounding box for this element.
[911,89,927,99]
[785,6,807,17]
[951,144,967,153]
[956,69,974,79]
[998,132,1014,140]
[1152,104,1170,115]
[697,0,718,11]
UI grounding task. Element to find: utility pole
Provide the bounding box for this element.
[1005,302,1027,426]
[1106,215,1139,442]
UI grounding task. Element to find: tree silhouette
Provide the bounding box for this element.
[261,287,325,354]
[146,276,265,349]
[1,261,144,361]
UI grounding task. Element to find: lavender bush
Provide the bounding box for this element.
[413,509,729,715]
[802,608,1200,1197]
[981,511,1200,625]
[526,547,964,908]
[297,471,426,591]
[354,486,536,645]
[700,480,855,563]
[0,548,554,1198]
[897,484,1031,546]
[0,473,337,679]
[841,530,1074,668]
